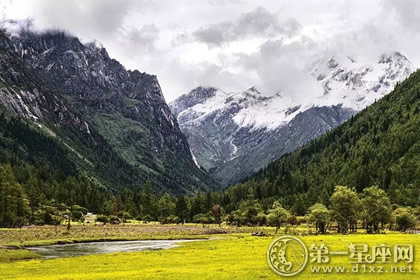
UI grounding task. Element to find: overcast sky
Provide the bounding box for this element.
[2,0,420,101]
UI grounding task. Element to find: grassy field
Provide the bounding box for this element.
[0,249,41,263]
[0,223,259,247]
[0,224,418,279]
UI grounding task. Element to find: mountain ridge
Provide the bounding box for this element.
[224,69,420,210]
[0,28,217,194]
[170,51,413,186]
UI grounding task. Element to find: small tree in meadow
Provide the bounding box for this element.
[266,202,289,233]
[361,186,392,233]
[330,186,362,233]
[307,203,330,234]
[211,205,224,226]
[393,207,416,231]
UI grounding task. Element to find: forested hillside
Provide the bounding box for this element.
[171,52,412,186]
[76,69,418,230]
[215,70,419,213]
[1,31,418,228]
[0,29,216,196]
[0,114,112,226]
[0,29,215,227]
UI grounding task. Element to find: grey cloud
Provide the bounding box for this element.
[32,0,143,38]
[23,0,162,62]
[0,18,34,34]
[5,0,420,102]
[171,31,191,47]
[193,7,301,46]
[122,24,160,54]
[194,22,230,46]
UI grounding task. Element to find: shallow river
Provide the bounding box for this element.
[27,239,197,259]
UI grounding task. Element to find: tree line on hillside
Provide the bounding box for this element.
[2,163,418,234]
[220,70,419,212]
[1,71,418,230]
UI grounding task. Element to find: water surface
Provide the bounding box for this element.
[27,239,197,259]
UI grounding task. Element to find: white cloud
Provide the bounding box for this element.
[1,0,420,102]
[381,0,420,33]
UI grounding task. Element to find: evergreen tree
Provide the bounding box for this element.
[175,195,189,224]
[205,192,213,212]
[211,204,224,226]
[0,165,30,227]
[140,180,158,220]
[158,193,175,223]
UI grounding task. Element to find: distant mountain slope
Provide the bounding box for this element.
[171,53,413,186]
[0,29,216,194]
[226,70,420,209]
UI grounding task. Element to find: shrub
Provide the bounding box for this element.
[142,214,153,223]
[161,215,179,224]
[256,213,267,226]
[296,216,307,225]
[96,215,109,224]
[193,213,215,224]
[394,207,416,231]
[71,210,83,221]
[117,211,132,222]
[109,215,121,224]
[72,205,88,215]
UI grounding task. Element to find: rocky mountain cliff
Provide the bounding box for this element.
[170,52,413,186]
[0,29,216,194]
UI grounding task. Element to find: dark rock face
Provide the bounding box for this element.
[0,30,216,194]
[0,31,85,130]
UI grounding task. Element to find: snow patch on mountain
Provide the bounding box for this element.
[170,51,414,185]
[175,86,300,131]
[311,52,412,111]
[190,149,201,168]
[173,52,412,132]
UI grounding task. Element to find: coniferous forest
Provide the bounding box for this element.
[1,68,418,230]
[216,70,420,212]
[1,3,420,280]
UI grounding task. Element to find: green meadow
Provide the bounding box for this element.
[0,224,418,280]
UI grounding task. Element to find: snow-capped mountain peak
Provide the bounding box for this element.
[170,51,414,186]
[171,86,297,130]
[246,86,261,94]
[312,51,413,111]
[173,51,412,133]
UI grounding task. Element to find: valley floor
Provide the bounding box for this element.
[0,224,419,279]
